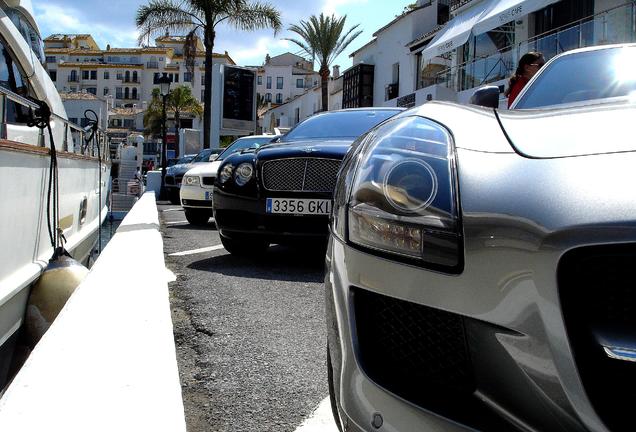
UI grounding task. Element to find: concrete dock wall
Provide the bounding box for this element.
[0,193,186,431]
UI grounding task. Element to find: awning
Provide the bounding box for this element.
[421,0,495,61]
[473,0,560,35]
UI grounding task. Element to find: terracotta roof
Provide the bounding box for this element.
[58,62,144,69]
[110,107,145,116]
[45,34,92,41]
[60,92,102,101]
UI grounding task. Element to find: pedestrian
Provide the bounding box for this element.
[134,167,142,181]
[505,51,545,108]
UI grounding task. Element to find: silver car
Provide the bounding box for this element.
[326,44,636,431]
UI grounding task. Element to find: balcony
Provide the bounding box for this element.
[115,95,140,101]
[122,78,140,84]
[435,2,636,93]
[67,76,80,82]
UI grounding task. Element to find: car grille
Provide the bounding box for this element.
[261,158,341,192]
[559,244,636,432]
[202,176,215,186]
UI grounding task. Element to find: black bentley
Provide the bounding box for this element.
[213,108,402,255]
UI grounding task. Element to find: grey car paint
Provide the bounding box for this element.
[326,100,636,431]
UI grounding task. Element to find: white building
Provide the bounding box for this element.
[44,34,235,156]
[60,91,109,130]
[252,52,320,106]
[261,66,343,133]
[344,0,636,109]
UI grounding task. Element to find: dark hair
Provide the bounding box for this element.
[504,52,543,96]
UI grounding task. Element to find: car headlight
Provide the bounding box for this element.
[234,163,254,186]
[341,116,462,271]
[184,175,200,186]
[219,164,234,184]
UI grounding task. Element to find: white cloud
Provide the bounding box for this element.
[322,0,369,16]
[225,37,292,65]
[34,3,138,48]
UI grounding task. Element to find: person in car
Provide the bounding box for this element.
[505,51,545,108]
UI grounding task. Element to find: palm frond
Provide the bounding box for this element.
[136,0,203,45]
[221,1,282,34]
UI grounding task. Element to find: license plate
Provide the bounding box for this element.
[205,191,212,200]
[266,198,331,215]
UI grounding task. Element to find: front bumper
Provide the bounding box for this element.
[213,189,330,243]
[326,149,636,432]
[180,183,213,209]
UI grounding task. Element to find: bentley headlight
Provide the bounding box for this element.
[184,175,200,186]
[234,163,254,186]
[346,116,462,271]
[219,164,234,184]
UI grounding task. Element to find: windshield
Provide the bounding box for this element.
[515,46,636,109]
[192,148,222,162]
[176,156,194,165]
[218,136,275,159]
[281,110,400,142]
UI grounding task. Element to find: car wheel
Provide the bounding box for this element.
[184,209,210,226]
[220,235,268,256]
[327,344,344,432]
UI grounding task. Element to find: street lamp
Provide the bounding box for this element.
[158,75,171,200]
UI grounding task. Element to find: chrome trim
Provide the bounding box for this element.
[261,157,341,192]
[603,346,636,363]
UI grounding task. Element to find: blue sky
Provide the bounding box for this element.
[33,0,409,71]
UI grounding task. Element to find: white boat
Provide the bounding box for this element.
[0,0,110,385]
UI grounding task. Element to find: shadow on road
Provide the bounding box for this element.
[167,222,218,231]
[187,245,324,283]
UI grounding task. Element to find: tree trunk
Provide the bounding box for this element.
[319,65,329,112]
[203,26,215,149]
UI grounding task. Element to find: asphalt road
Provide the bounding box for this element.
[160,203,331,432]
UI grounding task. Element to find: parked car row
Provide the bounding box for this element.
[176,44,636,432]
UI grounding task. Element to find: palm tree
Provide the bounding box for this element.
[136,0,282,148]
[144,86,203,156]
[286,13,362,111]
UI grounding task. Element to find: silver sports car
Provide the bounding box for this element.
[326,44,636,432]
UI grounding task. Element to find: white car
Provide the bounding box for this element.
[180,135,279,225]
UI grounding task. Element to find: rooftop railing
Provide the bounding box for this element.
[432,1,636,93]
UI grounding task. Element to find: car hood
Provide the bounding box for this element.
[254,139,353,161]
[168,161,207,176]
[185,160,223,177]
[497,102,636,158]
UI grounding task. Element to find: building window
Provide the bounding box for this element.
[104,71,109,79]
[276,77,283,89]
[82,70,89,80]
[201,89,205,101]
[266,76,271,89]
[104,87,109,96]
[296,78,303,88]
[184,72,192,82]
[45,56,56,63]
[124,119,134,128]
[275,93,282,104]
[116,87,123,99]
[49,70,57,81]
[153,72,160,84]
[265,93,271,102]
[116,71,123,80]
[90,70,97,80]
[201,74,205,85]
[125,70,130,82]
[257,75,262,85]
[86,87,97,95]
[69,117,78,125]
[132,87,138,99]
[124,87,130,99]
[132,71,138,82]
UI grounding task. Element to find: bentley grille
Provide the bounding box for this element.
[261,158,341,192]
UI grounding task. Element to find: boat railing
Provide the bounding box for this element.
[0,85,110,160]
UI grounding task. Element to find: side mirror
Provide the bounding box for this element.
[209,154,219,162]
[469,86,500,109]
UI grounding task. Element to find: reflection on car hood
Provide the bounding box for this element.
[254,139,352,161]
[498,102,636,158]
[167,161,208,176]
[185,160,223,176]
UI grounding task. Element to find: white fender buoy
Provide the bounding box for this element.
[25,253,89,347]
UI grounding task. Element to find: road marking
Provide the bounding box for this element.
[162,208,183,212]
[294,397,339,432]
[165,220,189,226]
[169,244,225,257]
